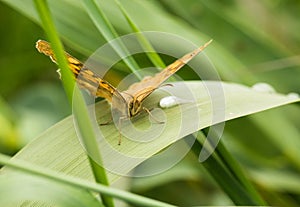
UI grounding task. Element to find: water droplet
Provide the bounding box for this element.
[252,82,276,93]
[287,92,300,100]
[159,96,193,108]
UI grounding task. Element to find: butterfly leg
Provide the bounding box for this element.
[143,107,165,124]
[100,116,124,145]
[99,117,113,126]
[118,116,128,145]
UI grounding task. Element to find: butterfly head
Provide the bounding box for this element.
[128,98,142,117]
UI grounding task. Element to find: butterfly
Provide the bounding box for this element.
[36,39,212,144]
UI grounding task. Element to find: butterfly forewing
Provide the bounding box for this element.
[121,40,213,108]
[36,39,212,119]
[35,40,125,104]
[36,39,212,144]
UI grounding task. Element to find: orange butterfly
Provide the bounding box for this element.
[36,39,212,144]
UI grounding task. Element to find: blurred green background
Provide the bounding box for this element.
[0,2,70,154]
[0,0,299,206]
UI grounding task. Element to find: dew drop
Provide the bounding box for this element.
[159,96,193,108]
[252,82,276,93]
[287,92,300,100]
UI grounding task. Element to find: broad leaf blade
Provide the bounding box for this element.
[2,81,298,183]
[0,173,102,207]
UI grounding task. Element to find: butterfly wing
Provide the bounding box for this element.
[35,40,123,103]
[121,40,212,103]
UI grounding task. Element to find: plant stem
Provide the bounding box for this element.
[0,153,175,207]
[34,1,114,206]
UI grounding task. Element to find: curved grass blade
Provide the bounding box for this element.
[2,81,298,180]
[114,0,166,69]
[82,0,142,79]
[33,1,114,206]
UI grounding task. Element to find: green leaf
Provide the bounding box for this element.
[82,0,142,79]
[0,153,176,207]
[250,169,300,194]
[2,81,298,183]
[33,1,114,206]
[114,0,166,69]
[2,1,300,205]
[0,173,102,207]
[0,97,19,154]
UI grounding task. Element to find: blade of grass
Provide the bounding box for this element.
[110,6,260,203]
[114,0,166,69]
[110,6,262,204]
[0,97,20,154]
[216,142,266,204]
[0,153,175,207]
[201,1,292,56]
[152,1,300,172]
[82,0,142,79]
[33,1,114,206]
[33,1,74,102]
[200,128,267,205]
[106,4,262,202]
[192,132,264,205]
[3,81,298,199]
[106,8,248,205]
[2,1,300,205]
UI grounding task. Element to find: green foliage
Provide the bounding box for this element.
[0,0,300,206]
